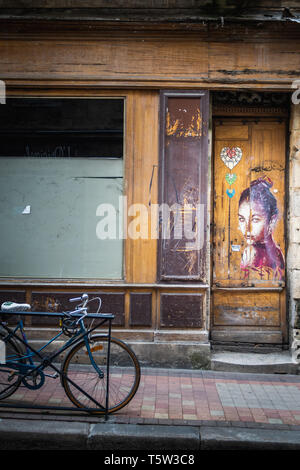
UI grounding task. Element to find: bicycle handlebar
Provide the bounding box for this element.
[69,293,89,303]
[65,293,102,324]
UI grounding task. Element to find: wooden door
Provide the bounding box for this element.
[212,118,287,347]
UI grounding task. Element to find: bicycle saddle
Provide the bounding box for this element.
[1,302,31,312]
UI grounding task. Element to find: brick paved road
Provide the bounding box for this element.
[1,368,300,427]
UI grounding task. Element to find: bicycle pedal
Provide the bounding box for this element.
[8,371,19,382]
[44,372,59,379]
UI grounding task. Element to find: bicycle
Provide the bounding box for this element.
[0,293,141,415]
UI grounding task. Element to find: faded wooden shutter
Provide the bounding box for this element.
[158,91,209,281]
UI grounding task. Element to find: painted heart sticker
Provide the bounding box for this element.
[226,188,235,198]
[225,173,237,185]
[221,147,242,170]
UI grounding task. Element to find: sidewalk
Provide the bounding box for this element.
[1,367,300,450]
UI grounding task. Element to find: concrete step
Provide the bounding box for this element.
[211,350,299,375]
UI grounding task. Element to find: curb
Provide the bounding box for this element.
[1,418,300,450]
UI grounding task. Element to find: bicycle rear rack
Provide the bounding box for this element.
[0,310,114,421]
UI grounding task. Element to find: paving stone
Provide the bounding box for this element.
[1,368,300,430]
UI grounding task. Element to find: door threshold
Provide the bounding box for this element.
[211,350,298,375]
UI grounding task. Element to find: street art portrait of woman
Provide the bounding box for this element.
[238,176,285,280]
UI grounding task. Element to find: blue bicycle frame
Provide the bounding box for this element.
[4,317,86,386]
[0,310,114,415]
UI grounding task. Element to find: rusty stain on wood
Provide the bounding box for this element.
[158,91,209,281]
[166,107,202,138]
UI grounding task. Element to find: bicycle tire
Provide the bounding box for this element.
[61,335,141,414]
[0,330,24,400]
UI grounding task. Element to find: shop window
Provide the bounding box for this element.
[0,98,124,279]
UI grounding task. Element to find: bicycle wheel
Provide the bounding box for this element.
[61,335,140,414]
[0,330,24,400]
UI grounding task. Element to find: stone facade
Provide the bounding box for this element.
[289,104,300,362]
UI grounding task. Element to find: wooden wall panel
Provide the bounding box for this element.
[0,36,299,86]
[209,42,300,82]
[211,328,283,345]
[125,90,159,284]
[31,291,125,326]
[0,290,26,305]
[0,38,208,80]
[129,292,152,326]
[213,291,280,327]
[160,293,203,328]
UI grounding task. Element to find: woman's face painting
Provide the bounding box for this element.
[238,200,270,245]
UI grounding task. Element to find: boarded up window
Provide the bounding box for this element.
[158,91,209,281]
[0,98,124,279]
